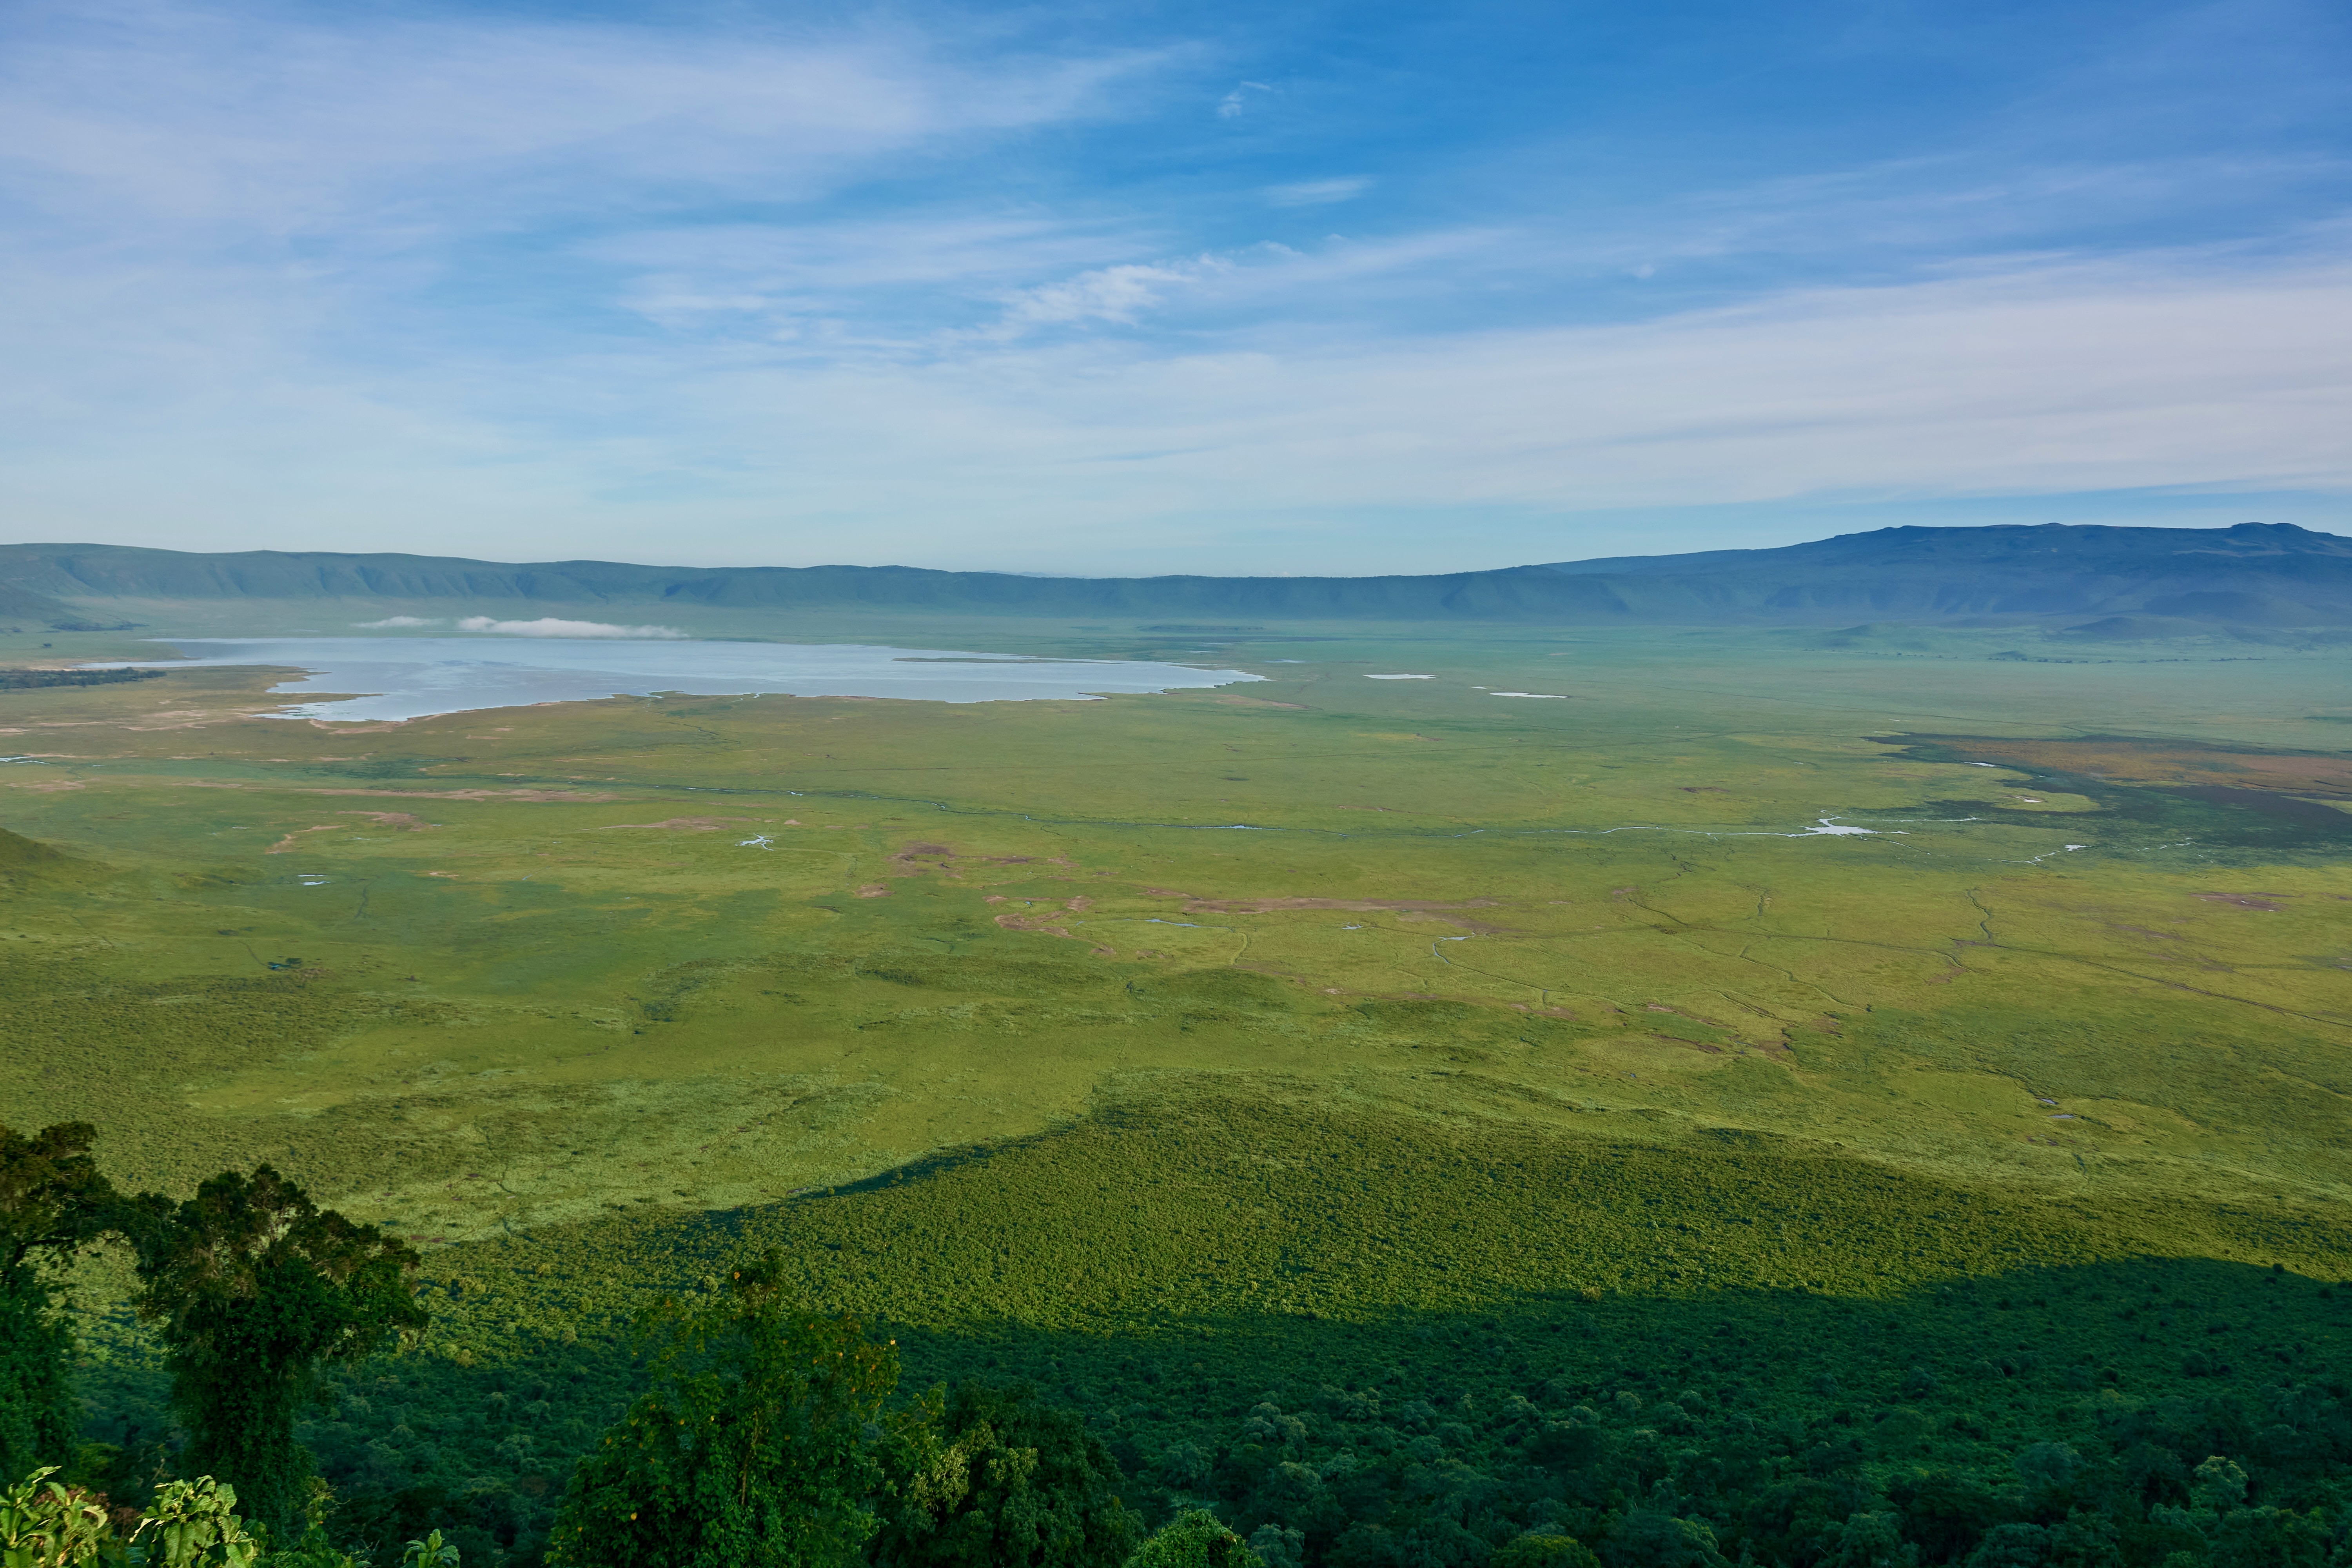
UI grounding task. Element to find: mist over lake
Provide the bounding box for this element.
[135,636,1265,721]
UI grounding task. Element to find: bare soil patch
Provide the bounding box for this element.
[2196,892,2289,911]
[303,788,621,802]
[1183,896,1498,915]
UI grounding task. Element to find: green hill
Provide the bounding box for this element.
[0,826,90,888]
[0,579,91,630]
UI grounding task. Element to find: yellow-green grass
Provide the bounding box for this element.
[4,623,2349,1245]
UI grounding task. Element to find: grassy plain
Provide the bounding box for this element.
[3,607,2350,1556]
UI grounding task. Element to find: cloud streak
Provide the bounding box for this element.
[644,252,2352,534]
[0,2,1150,233]
[1266,178,1372,207]
[1217,80,1272,118]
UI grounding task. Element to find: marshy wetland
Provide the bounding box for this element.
[5,610,2351,1563]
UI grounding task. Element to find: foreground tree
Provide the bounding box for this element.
[1,1466,263,1568]
[546,1253,916,1568]
[1122,1510,1262,1568]
[123,1165,425,1539]
[1491,1534,1602,1568]
[0,1122,119,1481]
[875,1382,1140,1568]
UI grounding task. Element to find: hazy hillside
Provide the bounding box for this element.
[3,521,2348,628]
[1542,520,2352,624]
[0,579,87,628]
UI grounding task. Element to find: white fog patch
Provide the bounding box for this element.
[457,616,688,639]
[356,615,436,628]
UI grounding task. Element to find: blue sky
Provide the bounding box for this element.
[2,0,2347,573]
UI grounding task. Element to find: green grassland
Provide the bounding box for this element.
[4,610,2350,1560]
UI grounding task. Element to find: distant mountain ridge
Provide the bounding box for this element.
[1539,521,2352,625]
[3,521,2348,628]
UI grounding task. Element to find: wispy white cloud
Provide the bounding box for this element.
[599,215,1160,339]
[656,254,2352,537]
[992,257,1236,331]
[356,615,435,628]
[456,617,688,639]
[1217,80,1272,118]
[0,1,1161,254]
[0,0,2344,574]
[1266,178,1372,207]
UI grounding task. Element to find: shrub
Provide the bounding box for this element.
[1123,1510,1261,1568]
[873,1383,1139,1568]
[545,1253,915,1568]
[1492,1534,1602,1568]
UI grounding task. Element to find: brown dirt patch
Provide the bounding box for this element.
[1641,1031,1725,1054]
[1182,896,1497,914]
[885,842,959,877]
[596,817,755,831]
[257,812,426,845]
[304,788,621,802]
[2196,891,2289,910]
[994,911,1075,938]
[1396,910,1510,933]
[1214,696,1307,709]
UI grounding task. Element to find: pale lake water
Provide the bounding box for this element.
[129,637,1264,722]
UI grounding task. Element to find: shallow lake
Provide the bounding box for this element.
[130,637,1263,722]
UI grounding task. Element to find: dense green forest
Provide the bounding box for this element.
[0,668,162,691]
[14,1111,2352,1568]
